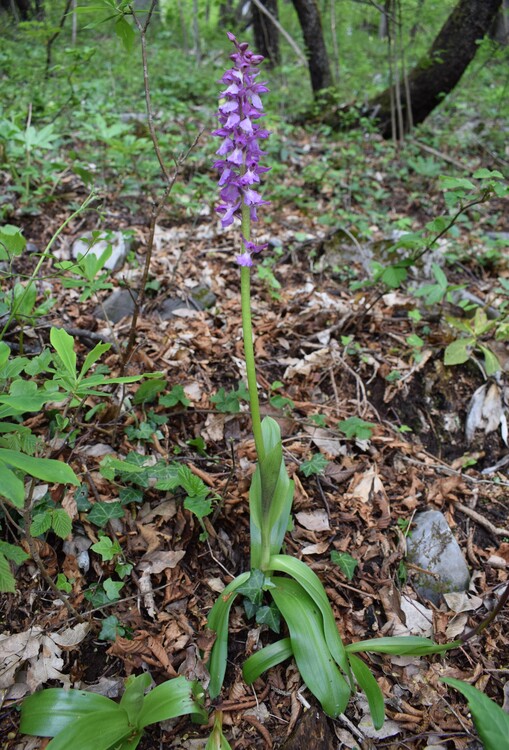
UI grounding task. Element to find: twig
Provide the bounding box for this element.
[455,501,509,537]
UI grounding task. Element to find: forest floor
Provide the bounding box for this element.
[1,123,509,750]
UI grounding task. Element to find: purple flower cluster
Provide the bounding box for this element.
[214,32,270,266]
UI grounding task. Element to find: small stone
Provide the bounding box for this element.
[407,510,470,605]
[96,288,137,323]
[72,230,131,272]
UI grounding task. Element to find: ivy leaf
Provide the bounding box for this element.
[91,536,119,561]
[338,417,375,440]
[300,453,329,477]
[119,486,144,505]
[103,578,124,601]
[87,501,124,528]
[256,603,281,633]
[331,551,358,581]
[237,569,265,605]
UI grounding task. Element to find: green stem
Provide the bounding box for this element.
[241,205,264,463]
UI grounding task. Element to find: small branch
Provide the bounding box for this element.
[250,0,307,66]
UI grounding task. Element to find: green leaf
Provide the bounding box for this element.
[331,551,358,581]
[207,572,251,699]
[120,673,152,726]
[30,512,52,537]
[52,509,72,539]
[444,338,472,366]
[0,449,79,486]
[472,168,504,180]
[237,569,265,605]
[133,378,167,405]
[345,635,458,655]
[255,602,280,632]
[270,577,351,717]
[184,494,212,519]
[119,486,144,505]
[79,342,111,379]
[442,677,509,750]
[115,15,135,52]
[243,638,294,684]
[381,264,408,288]
[0,224,26,257]
[479,345,501,376]
[0,552,16,593]
[337,416,375,440]
[20,688,120,737]
[87,501,124,527]
[159,384,190,408]
[0,541,29,564]
[45,711,131,750]
[439,176,476,192]
[0,462,24,507]
[91,536,121,561]
[269,554,350,676]
[98,615,123,642]
[348,653,385,729]
[103,578,124,600]
[137,676,207,728]
[300,453,329,477]
[50,327,77,378]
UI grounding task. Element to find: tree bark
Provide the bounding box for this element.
[291,0,332,93]
[252,0,280,67]
[364,0,503,138]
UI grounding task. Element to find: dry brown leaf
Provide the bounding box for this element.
[138,550,186,575]
[295,510,330,531]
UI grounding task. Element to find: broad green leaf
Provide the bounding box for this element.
[348,653,385,729]
[20,689,118,736]
[91,535,121,560]
[0,462,24,506]
[331,551,358,581]
[52,509,72,539]
[115,15,135,52]
[137,676,207,728]
[0,224,26,257]
[243,638,293,684]
[50,327,77,378]
[133,378,167,405]
[30,512,52,537]
[45,711,131,750]
[79,342,111,378]
[444,338,472,366]
[345,636,459,655]
[269,554,350,676]
[120,673,151,726]
[381,264,408,289]
[207,572,250,699]
[103,578,124,600]
[300,453,329,477]
[0,541,29,564]
[0,552,16,593]
[442,676,509,750]
[479,345,501,376]
[0,449,79,486]
[472,168,504,180]
[159,385,190,408]
[439,176,476,192]
[270,577,351,717]
[87,501,124,527]
[338,416,375,440]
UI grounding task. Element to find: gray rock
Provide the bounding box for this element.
[407,510,470,605]
[156,285,216,320]
[96,288,137,323]
[72,230,131,272]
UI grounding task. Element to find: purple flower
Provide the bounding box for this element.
[214,32,270,265]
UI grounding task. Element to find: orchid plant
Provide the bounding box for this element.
[206,33,459,727]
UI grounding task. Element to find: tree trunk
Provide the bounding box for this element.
[364,0,503,138]
[252,0,280,67]
[291,0,332,94]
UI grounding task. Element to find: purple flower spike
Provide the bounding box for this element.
[214,32,270,265]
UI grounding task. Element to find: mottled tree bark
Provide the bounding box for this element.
[252,0,280,67]
[364,0,503,137]
[291,0,332,93]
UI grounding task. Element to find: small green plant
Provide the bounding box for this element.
[338,416,375,440]
[442,677,509,750]
[331,550,358,581]
[20,673,207,750]
[444,307,502,376]
[210,382,249,413]
[300,452,329,477]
